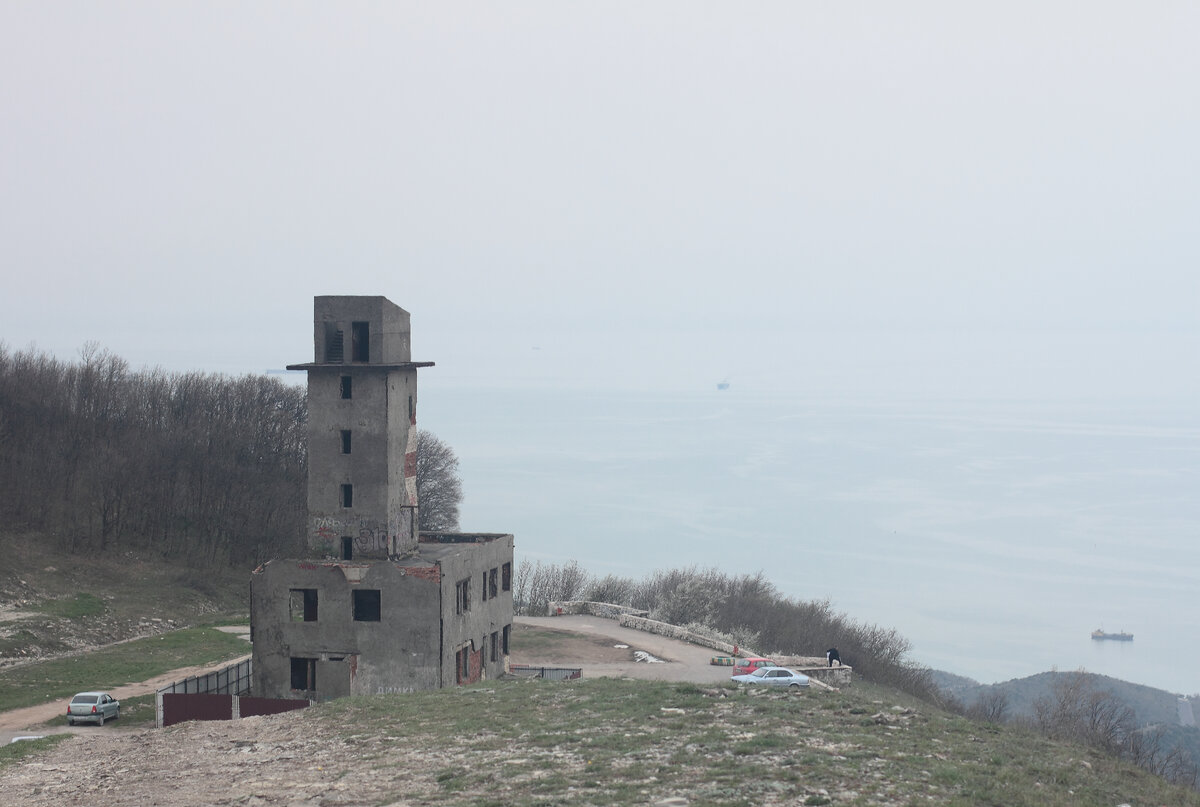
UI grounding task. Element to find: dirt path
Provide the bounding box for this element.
[0,626,252,743]
[0,653,251,742]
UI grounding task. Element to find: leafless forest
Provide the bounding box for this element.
[0,344,308,565]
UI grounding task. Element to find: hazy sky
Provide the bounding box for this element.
[2,2,1197,401]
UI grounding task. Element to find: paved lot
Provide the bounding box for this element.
[514,614,738,684]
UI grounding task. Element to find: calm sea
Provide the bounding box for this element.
[423,385,1200,696]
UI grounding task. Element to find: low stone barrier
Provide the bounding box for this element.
[547,601,649,619]
[795,665,853,687]
[617,614,738,655]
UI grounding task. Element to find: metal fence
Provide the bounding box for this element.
[156,657,253,727]
[157,657,252,696]
[509,664,582,681]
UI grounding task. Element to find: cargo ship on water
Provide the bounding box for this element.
[1091,629,1133,641]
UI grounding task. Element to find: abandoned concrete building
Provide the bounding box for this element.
[250,295,514,700]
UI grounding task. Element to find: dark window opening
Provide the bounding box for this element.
[341,536,354,560]
[489,568,498,599]
[456,578,471,614]
[352,589,381,621]
[490,631,499,663]
[501,562,512,592]
[481,571,488,602]
[408,395,414,423]
[325,326,344,363]
[456,644,471,683]
[340,376,352,399]
[351,321,370,362]
[341,430,352,454]
[341,484,353,508]
[289,588,318,622]
[290,657,317,691]
[502,624,511,655]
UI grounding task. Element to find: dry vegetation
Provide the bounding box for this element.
[6,676,1200,807]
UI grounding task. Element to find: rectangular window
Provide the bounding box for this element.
[489,568,498,599]
[340,376,352,399]
[351,321,370,362]
[501,562,512,592]
[289,589,318,622]
[341,430,352,454]
[490,631,499,663]
[352,589,381,621]
[455,578,471,614]
[502,624,511,655]
[481,571,488,602]
[341,484,353,508]
[341,536,354,561]
[290,657,316,691]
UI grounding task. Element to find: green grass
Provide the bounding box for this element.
[29,593,107,620]
[0,734,71,771]
[301,677,1200,806]
[0,626,250,713]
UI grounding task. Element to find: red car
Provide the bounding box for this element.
[731,657,777,678]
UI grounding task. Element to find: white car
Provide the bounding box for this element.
[731,667,810,688]
[66,692,120,726]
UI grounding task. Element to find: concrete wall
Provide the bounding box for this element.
[251,559,443,700]
[313,295,411,364]
[303,294,421,558]
[427,535,515,687]
[306,368,410,558]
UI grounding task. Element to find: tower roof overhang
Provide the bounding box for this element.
[285,361,436,371]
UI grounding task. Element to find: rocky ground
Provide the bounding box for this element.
[2,614,796,802]
[4,618,1198,807]
[0,618,773,806]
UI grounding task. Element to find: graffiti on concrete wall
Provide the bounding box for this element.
[375,685,416,695]
[308,515,390,555]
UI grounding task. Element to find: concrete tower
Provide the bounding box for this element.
[252,295,514,700]
[287,296,434,559]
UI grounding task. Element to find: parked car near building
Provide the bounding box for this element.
[731,657,777,678]
[732,667,810,688]
[66,692,120,725]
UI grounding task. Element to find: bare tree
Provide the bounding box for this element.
[966,689,1010,724]
[416,429,462,531]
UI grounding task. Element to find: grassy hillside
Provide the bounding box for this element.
[6,677,1200,806]
[941,670,1189,726]
[0,531,250,665]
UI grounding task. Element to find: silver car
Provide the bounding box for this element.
[66,692,120,726]
[731,667,810,688]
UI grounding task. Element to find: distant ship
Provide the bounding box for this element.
[1091,629,1133,642]
[716,382,730,390]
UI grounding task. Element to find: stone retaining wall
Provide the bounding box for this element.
[547,601,650,620]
